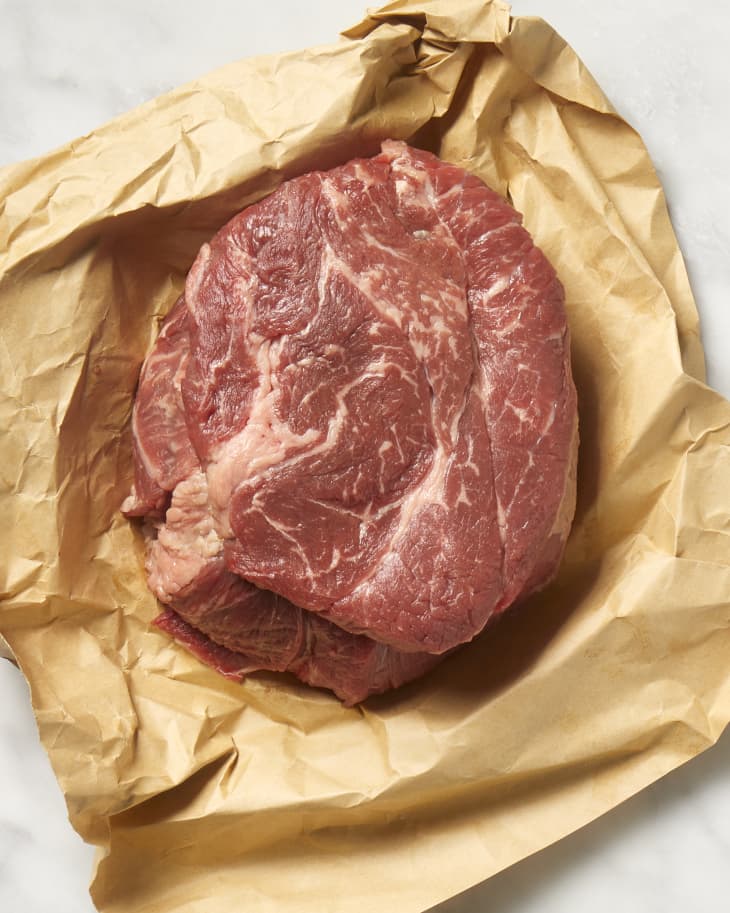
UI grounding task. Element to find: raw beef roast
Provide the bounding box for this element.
[123,140,578,703]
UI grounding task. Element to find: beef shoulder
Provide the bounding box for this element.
[124,140,578,701]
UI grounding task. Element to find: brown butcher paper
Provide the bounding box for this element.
[1,1,729,911]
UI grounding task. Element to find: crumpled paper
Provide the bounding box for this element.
[1,1,729,911]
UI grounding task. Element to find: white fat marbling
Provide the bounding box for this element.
[1,1,729,911]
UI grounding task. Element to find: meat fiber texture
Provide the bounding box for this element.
[123,140,578,705]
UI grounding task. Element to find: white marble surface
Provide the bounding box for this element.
[1,1,729,911]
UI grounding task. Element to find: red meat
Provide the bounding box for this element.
[124,140,577,702]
